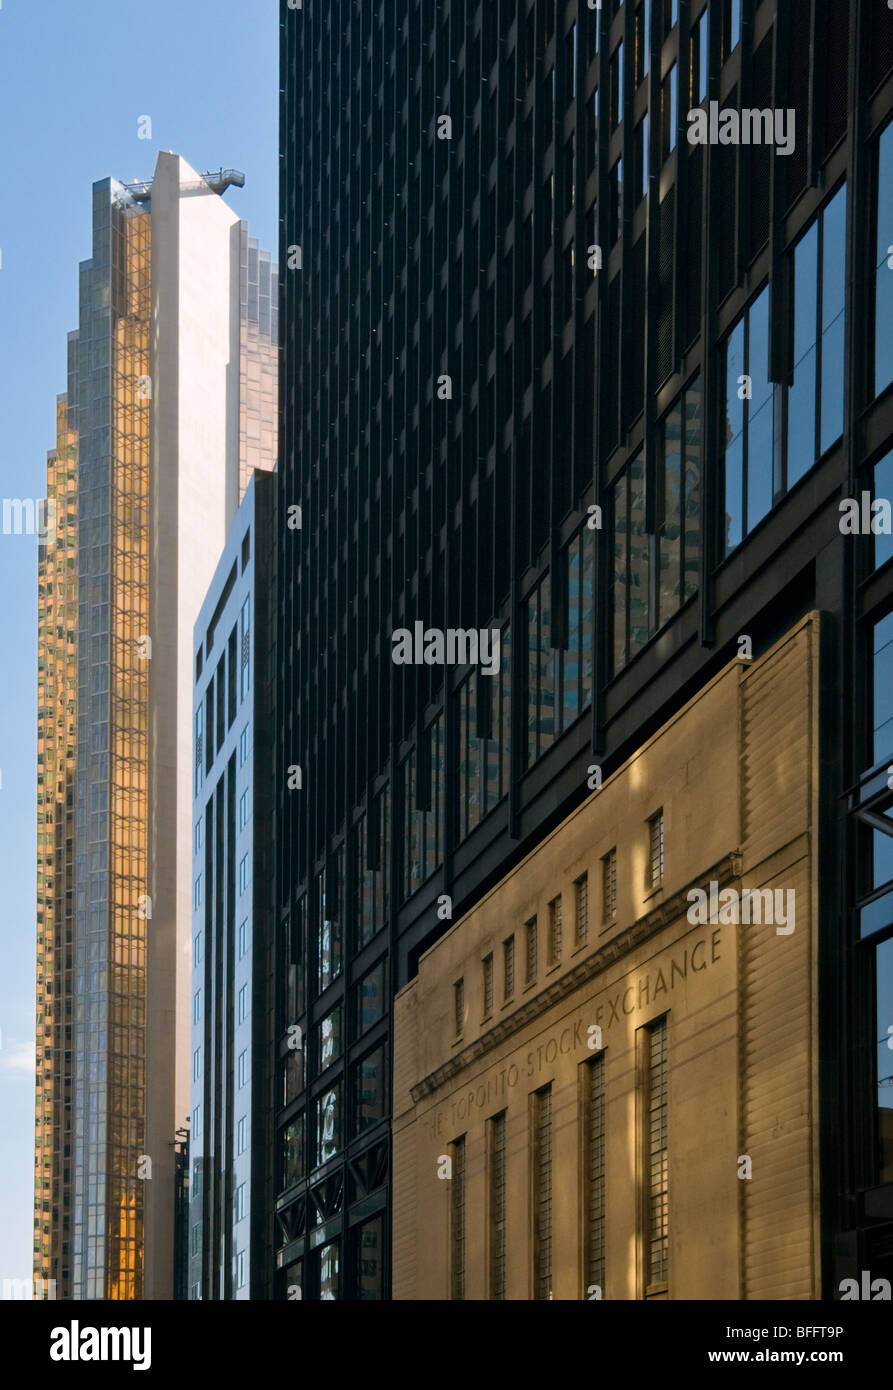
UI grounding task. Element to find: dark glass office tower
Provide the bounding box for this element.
[277,0,893,1298]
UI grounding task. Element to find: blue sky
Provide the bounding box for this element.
[0,0,277,1285]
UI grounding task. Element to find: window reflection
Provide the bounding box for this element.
[281,1113,304,1191]
[876,938,893,1183]
[319,1240,340,1300]
[356,959,386,1034]
[355,1044,387,1135]
[315,1083,341,1166]
[875,123,893,400]
[355,1216,384,1300]
[874,613,893,766]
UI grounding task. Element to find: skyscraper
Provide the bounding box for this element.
[35,153,277,1300]
[275,0,893,1298]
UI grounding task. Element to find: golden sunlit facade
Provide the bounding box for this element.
[105,205,151,1300]
[393,617,823,1300]
[34,389,79,1298]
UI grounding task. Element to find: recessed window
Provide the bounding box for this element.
[648,810,665,887]
[237,1116,247,1156]
[193,875,202,910]
[192,990,202,1025]
[525,916,538,985]
[239,789,249,830]
[548,896,563,965]
[238,985,247,1025]
[574,873,589,947]
[238,919,248,959]
[238,1049,247,1089]
[239,855,248,895]
[503,936,515,1001]
[482,954,494,1019]
[192,1047,201,1082]
[454,978,465,1036]
[602,849,617,922]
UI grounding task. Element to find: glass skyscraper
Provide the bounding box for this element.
[35,155,277,1300]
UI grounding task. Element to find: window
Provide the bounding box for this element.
[281,1114,304,1190]
[239,855,248,895]
[525,916,538,985]
[239,725,249,766]
[192,990,201,1025]
[451,1136,466,1300]
[663,0,678,36]
[317,1006,342,1073]
[644,1018,669,1292]
[454,978,465,1036]
[656,376,702,627]
[603,849,617,921]
[354,1043,387,1133]
[720,0,740,63]
[316,862,343,992]
[239,596,250,700]
[548,896,563,965]
[193,933,202,968]
[873,612,893,766]
[238,919,248,959]
[456,625,512,838]
[194,820,202,855]
[574,873,589,947]
[503,936,515,1001]
[239,789,249,830]
[482,954,494,1018]
[875,123,893,399]
[690,9,708,107]
[234,1182,247,1224]
[238,985,247,1025]
[237,1116,247,1156]
[584,1055,606,1298]
[797,185,848,480]
[721,286,774,554]
[648,810,665,887]
[192,1103,201,1140]
[192,1047,201,1083]
[193,875,202,910]
[634,114,648,204]
[635,0,650,85]
[194,709,203,795]
[403,714,446,897]
[875,937,893,1183]
[489,1112,507,1300]
[356,959,386,1033]
[191,1224,200,1257]
[610,42,623,128]
[319,1241,340,1300]
[609,157,623,245]
[532,1086,553,1300]
[315,1083,341,1166]
[238,1049,247,1089]
[612,456,649,671]
[355,1216,384,1300]
[660,63,677,159]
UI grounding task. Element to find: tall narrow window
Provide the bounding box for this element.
[482,954,494,1019]
[656,376,702,626]
[584,1055,606,1298]
[525,916,538,985]
[875,124,893,400]
[575,873,589,947]
[690,9,708,107]
[648,810,665,886]
[548,895,563,965]
[503,935,515,1000]
[454,978,465,1036]
[644,1018,669,1293]
[451,1136,466,1300]
[532,1086,553,1299]
[721,286,774,554]
[612,456,649,672]
[602,849,617,922]
[489,1112,507,1300]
